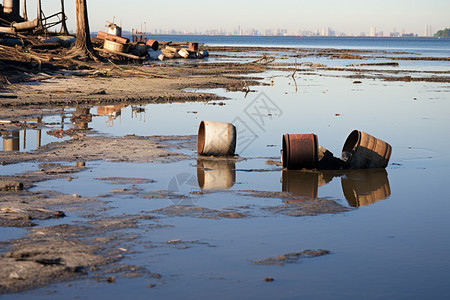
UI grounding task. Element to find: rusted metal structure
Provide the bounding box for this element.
[0,0,69,34]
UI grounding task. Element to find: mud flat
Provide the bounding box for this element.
[0,45,449,296]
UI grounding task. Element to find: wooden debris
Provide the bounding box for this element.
[0,181,24,191]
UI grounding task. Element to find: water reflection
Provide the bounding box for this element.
[72,108,92,129]
[281,169,391,207]
[1,129,42,152]
[281,170,332,198]
[97,106,125,126]
[197,159,236,191]
[341,170,391,207]
[2,131,19,151]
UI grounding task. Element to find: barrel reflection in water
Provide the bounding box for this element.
[2,131,20,151]
[341,169,391,207]
[281,169,391,207]
[281,170,332,198]
[197,159,236,191]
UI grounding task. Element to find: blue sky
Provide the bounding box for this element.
[22,0,450,34]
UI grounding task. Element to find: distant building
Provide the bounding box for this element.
[370,27,376,37]
[425,25,434,37]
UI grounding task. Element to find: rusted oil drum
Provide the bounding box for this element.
[189,42,199,52]
[103,40,129,53]
[134,42,147,57]
[197,120,236,156]
[146,39,159,51]
[341,130,392,169]
[282,134,319,170]
[96,31,129,44]
[341,169,391,207]
[197,159,236,190]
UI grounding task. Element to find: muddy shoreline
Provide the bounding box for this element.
[1,45,449,120]
[0,44,448,295]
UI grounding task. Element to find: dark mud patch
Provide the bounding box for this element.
[151,205,248,219]
[380,76,450,83]
[141,190,190,201]
[263,200,347,217]
[165,239,216,250]
[1,163,86,189]
[95,177,156,185]
[240,190,348,216]
[0,134,187,165]
[265,159,282,166]
[0,213,151,294]
[151,135,197,153]
[351,62,399,67]
[251,249,330,266]
[0,207,65,227]
[0,190,102,228]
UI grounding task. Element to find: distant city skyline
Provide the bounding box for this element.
[141,25,434,37]
[21,0,450,36]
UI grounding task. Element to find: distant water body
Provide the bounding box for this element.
[131,35,450,56]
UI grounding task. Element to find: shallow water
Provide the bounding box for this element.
[2,45,450,299]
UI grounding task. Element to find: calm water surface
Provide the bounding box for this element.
[1,37,450,299]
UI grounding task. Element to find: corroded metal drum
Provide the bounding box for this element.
[146,39,159,51]
[197,120,236,156]
[341,130,392,169]
[282,134,319,170]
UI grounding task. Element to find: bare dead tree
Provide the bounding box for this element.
[22,0,28,21]
[70,0,97,59]
[60,0,69,35]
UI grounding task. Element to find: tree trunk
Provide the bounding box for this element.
[73,0,95,58]
[22,0,28,21]
[60,0,69,35]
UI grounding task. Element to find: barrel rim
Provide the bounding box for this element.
[197,120,206,154]
[282,134,289,168]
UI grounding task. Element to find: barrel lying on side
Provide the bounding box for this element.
[341,130,392,169]
[282,134,319,170]
[197,120,236,156]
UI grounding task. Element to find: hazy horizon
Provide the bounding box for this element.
[17,0,450,36]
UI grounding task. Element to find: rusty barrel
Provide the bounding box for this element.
[146,39,159,51]
[197,120,236,156]
[282,134,319,170]
[341,130,392,169]
[96,31,129,44]
[189,42,199,52]
[103,40,129,53]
